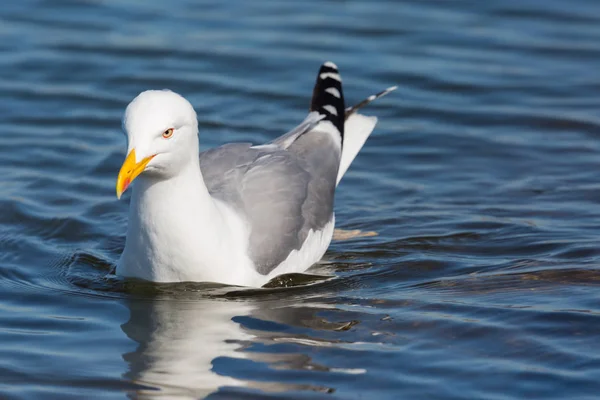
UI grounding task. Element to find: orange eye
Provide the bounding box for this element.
[162,128,174,139]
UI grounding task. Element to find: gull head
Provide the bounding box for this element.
[116,90,199,199]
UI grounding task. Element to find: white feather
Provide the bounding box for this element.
[266,217,335,281]
[337,113,378,185]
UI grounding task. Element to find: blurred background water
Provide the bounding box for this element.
[2,0,600,398]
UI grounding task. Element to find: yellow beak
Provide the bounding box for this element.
[116,149,155,199]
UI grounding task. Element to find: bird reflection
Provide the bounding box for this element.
[121,296,255,399]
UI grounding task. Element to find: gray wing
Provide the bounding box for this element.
[268,111,323,149]
[199,61,347,275]
[199,128,340,275]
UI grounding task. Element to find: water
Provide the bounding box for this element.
[2,0,600,398]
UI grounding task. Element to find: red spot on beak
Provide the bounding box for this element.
[123,177,131,192]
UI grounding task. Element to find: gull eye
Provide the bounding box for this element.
[162,128,174,139]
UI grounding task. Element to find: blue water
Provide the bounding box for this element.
[2,0,600,398]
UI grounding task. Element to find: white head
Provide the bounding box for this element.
[116,90,199,198]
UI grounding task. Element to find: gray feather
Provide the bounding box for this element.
[268,111,324,149]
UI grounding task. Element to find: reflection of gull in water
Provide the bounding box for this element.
[121,298,254,399]
[120,291,369,398]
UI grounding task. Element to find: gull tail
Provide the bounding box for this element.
[310,61,346,144]
[337,85,397,185]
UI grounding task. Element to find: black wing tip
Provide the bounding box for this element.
[320,61,339,74]
[310,61,345,139]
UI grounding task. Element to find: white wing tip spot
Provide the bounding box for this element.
[324,61,338,69]
[323,105,338,116]
[319,72,342,82]
[325,87,341,98]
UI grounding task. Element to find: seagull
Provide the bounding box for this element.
[116,62,395,287]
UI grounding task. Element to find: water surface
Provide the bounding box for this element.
[2,0,600,398]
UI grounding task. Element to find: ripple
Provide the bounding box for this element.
[3,0,600,398]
